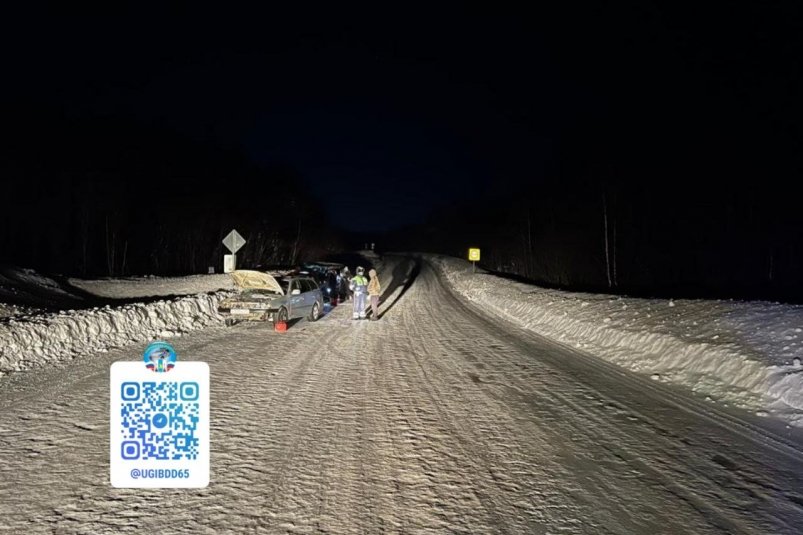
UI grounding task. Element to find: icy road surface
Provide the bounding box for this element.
[2,255,803,533]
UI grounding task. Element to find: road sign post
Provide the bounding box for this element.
[468,248,481,273]
[222,230,246,272]
[223,254,236,274]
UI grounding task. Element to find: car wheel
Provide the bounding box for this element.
[309,301,320,322]
[277,307,289,323]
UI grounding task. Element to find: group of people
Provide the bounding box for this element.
[332,265,381,320]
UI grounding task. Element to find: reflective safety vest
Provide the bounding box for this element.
[350,275,367,292]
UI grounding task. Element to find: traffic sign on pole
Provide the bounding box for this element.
[222,230,245,272]
[468,248,481,273]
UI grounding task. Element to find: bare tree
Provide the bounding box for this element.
[612,201,618,287]
[121,240,128,276]
[525,206,533,278]
[105,214,116,277]
[79,205,90,276]
[290,217,302,265]
[768,246,774,283]
[603,191,612,288]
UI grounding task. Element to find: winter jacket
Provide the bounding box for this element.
[367,269,381,296]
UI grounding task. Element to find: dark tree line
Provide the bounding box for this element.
[2,114,343,276]
[387,118,803,302]
[379,0,803,302]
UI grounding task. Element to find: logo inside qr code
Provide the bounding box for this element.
[120,382,200,460]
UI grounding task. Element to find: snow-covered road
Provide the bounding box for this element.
[2,255,803,533]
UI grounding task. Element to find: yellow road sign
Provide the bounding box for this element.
[468,248,481,261]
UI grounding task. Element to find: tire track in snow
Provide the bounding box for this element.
[416,256,803,533]
[2,255,803,533]
[396,261,708,533]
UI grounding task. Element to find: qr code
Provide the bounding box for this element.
[120,382,200,460]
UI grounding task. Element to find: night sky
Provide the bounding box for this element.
[4,3,801,232]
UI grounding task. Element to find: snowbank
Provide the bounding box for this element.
[431,255,803,426]
[0,267,309,375]
[0,268,81,315]
[0,303,34,319]
[69,273,235,299]
[0,292,228,376]
[0,267,308,375]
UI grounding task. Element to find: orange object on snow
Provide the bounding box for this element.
[274,321,288,332]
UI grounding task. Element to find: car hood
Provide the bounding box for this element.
[230,270,284,295]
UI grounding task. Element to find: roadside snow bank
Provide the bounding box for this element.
[0,292,227,375]
[0,268,82,314]
[432,255,803,426]
[0,303,34,319]
[69,274,235,299]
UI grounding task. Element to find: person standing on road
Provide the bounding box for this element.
[339,266,351,302]
[349,266,368,319]
[326,268,339,304]
[367,268,381,321]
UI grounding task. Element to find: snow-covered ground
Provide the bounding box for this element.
[0,293,227,375]
[0,267,314,376]
[432,255,803,426]
[68,273,235,298]
[0,303,33,319]
[0,269,247,376]
[2,255,803,533]
[0,268,81,317]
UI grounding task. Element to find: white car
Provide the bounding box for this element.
[218,270,323,325]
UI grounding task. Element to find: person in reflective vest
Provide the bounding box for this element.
[349,266,368,319]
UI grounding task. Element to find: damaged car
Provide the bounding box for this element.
[218,270,323,325]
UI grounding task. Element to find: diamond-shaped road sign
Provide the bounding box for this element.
[222,230,246,254]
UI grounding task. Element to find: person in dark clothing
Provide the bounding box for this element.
[338,266,351,302]
[326,269,338,302]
